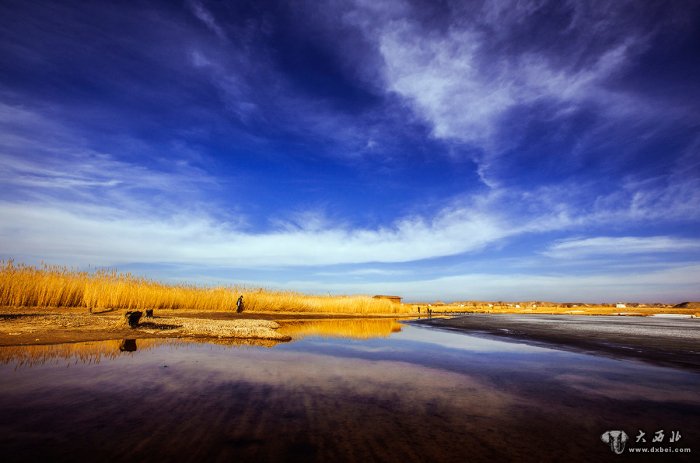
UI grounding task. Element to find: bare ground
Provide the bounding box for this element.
[415,314,700,371]
[0,308,292,346]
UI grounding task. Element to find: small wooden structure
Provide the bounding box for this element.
[372,295,402,304]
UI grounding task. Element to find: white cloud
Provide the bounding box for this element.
[338,0,687,188]
[374,6,641,151]
[379,26,512,147]
[544,236,700,259]
[273,263,700,303]
[0,199,511,267]
[3,109,697,271]
[2,102,696,273]
[590,176,700,222]
[0,105,539,268]
[0,103,520,269]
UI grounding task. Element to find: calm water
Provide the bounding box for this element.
[1,320,698,462]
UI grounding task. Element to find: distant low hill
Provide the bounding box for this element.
[673,302,700,309]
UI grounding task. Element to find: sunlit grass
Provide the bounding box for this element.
[0,260,410,314]
[4,261,689,317]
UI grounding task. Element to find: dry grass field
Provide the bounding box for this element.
[2,261,695,319]
[0,260,410,315]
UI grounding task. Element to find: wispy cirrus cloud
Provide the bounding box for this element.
[2,103,697,270]
[258,262,700,302]
[344,0,698,187]
[367,1,646,145]
[187,0,227,40]
[0,103,215,213]
[544,236,700,259]
[4,180,698,271]
[0,199,509,267]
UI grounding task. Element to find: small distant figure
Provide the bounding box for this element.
[236,295,244,313]
[417,306,421,314]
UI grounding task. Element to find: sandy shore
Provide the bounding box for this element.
[415,314,700,371]
[0,309,292,346]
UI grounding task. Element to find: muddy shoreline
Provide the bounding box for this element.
[0,308,411,347]
[414,314,700,371]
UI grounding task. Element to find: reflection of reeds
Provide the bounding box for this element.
[0,337,280,369]
[279,319,403,340]
[0,339,157,368]
[0,260,410,314]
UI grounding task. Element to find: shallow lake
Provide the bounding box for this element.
[1,319,698,462]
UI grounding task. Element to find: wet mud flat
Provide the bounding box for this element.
[416,314,700,371]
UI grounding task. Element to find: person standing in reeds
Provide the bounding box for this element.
[236,295,244,313]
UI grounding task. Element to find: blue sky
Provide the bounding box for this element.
[1,0,699,302]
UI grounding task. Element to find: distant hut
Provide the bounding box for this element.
[372,295,402,304]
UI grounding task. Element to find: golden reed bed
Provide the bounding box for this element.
[0,261,410,315]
